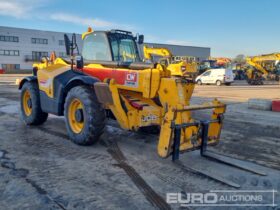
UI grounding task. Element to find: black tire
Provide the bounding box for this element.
[64,86,106,145]
[20,82,48,125]
[216,80,222,86]
[225,82,231,86]
[197,80,202,85]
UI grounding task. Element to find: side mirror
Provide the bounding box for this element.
[138,34,144,44]
[64,34,71,56]
[76,55,84,69]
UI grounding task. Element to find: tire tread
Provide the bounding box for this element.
[64,86,106,145]
[20,81,48,125]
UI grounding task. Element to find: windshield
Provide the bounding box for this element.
[82,33,111,61]
[82,32,140,62]
[108,34,140,62]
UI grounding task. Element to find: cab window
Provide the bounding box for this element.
[82,33,111,61]
[203,71,211,76]
[109,35,139,62]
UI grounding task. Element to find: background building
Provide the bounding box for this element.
[0,26,210,71]
[139,43,210,62]
[0,26,82,71]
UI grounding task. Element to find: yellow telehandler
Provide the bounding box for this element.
[19,28,225,159]
[19,28,265,187]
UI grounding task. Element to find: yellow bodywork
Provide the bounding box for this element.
[143,45,197,77]
[83,62,225,158]
[143,45,172,60]
[105,69,225,157]
[246,57,269,77]
[246,52,280,80]
[33,58,70,98]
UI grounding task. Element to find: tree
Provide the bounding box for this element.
[233,54,246,63]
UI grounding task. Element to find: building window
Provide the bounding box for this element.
[59,40,65,46]
[0,35,19,42]
[31,38,48,44]
[1,64,20,70]
[0,50,20,56]
[32,51,48,61]
[58,52,67,58]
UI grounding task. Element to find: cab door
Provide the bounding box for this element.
[201,70,212,83]
[207,70,216,83]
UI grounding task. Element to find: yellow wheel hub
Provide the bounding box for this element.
[68,98,85,134]
[23,90,32,116]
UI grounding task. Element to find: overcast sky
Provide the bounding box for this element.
[0,0,279,58]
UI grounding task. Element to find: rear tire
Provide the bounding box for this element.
[20,82,48,125]
[64,86,106,145]
[216,80,222,86]
[197,80,202,85]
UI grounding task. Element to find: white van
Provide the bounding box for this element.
[195,68,234,86]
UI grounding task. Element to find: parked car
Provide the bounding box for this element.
[195,68,234,86]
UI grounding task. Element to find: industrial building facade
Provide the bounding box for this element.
[0,26,210,71]
[140,43,210,62]
[0,26,82,71]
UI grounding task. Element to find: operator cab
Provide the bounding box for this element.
[82,30,142,63]
[81,29,145,64]
[65,28,153,70]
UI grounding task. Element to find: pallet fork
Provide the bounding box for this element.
[172,119,266,188]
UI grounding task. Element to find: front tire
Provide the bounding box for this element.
[20,82,48,125]
[216,80,222,86]
[64,86,106,145]
[197,80,202,85]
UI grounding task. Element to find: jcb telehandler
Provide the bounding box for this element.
[19,27,228,160]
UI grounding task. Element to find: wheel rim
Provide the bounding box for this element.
[68,98,85,134]
[23,90,32,116]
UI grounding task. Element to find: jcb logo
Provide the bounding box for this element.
[126,73,137,82]
[142,114,158,122]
